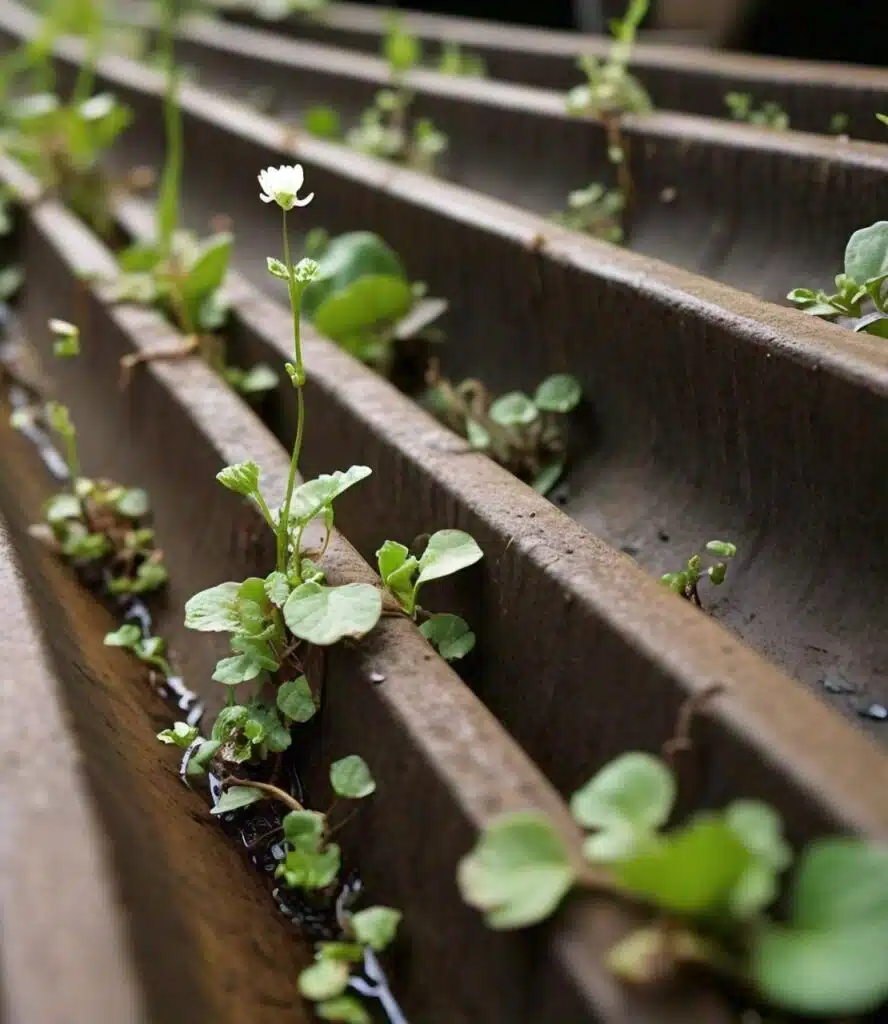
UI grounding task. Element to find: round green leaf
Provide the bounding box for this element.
[210,785,264,816]
[185,582,241,632]
[845,221,888,285]
[312,275,413,344]
[419,613,476,660]
[277,676,317,723]
[104,623,141,648]
[182,232,232,306]
[330,755,376,799]
[570,752,675,833]
[457,810,575,929]
[282,809,325,851]
[614,817,752,915]
[753,920,888,1016]
[302,232,406,321]
[299,960,350,1001]
[416,530,483,586]
[283,582,382,646]
[789,839,888,929]
[534,374,582,414]
[288,466,372,527]
[489,391,539,428]
[705,540,737,559]
[304,105,342,140]
[316,996,370,1023]
[350,906,402,951]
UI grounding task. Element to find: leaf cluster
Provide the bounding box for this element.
[553,182,626,243]
[724,92,790,131]
[459,751,888,1016]
[296,231,447,375]
[2,90,131,237]
[377,529,482,659]
[424,370,583,496]
[788,221,888,339]
[565,0,652,121]
[660,539,736,608]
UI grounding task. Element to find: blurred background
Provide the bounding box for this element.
[357,0,888,66]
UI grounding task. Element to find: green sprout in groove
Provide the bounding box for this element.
[660,540,736,608]
[724,92,790,131]
[458,700,888,1017]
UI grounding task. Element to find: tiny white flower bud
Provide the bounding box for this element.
[257,164,314,211]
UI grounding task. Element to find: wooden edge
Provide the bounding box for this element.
[3,156,734,1021]
[21,7,888,391]
[220,0,888,93]
[170,10,888,168]
[0,519,146,1024]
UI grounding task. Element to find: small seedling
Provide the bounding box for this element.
[788,221,888,339]
[724,92,790,131]
[458,707,888,1017]
[17,319,169,594]
[436,42,486,78]
[660,540,736,608]
[564,0,651,242]
[424,366,583,496]
[346,16,449,175]
[105,623,174,675]
[829,112,849,135]
[552,182,625,243]
[377,530,482,660]
[2,89,132,238]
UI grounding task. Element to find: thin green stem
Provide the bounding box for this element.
[71,0,101,107]
[253,491,276,532]
[156,0,182,262]
[275,208,307,575]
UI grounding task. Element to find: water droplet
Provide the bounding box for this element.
[859,703,888,721]
[271,843,285,861]
[368,670,386,685]
[822,673,852,694]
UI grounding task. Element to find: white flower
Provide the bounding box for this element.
[258,164,314,211]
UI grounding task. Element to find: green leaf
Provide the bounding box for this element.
[570,752,675,837]
[534,374,582,413]
[316,996,370,1023]
[212,651,267,685]
[299,960,349,1001]
[181,232,232,306]
[465,418,490,450]
[532,461,565,496]
[705,540,736,558]
[351,906,401,951]
[614,817,752,915]
[237,364,279,394]
[489,391,539,427]
[157,722,199,747]
[416,530,483,586]
[725,800,791,917]
[266,256,288,280]
[264,571,290,607]
[384,20,420,72]
[210,785,264,815]
[330,755,376,799]
[302,232,407,321]
[282,809,325,851]
[845,221,888,286]
[104,623,142,649]
[790,839,888,929]
[376,539,409,582]
[277,676,317,722]
[187,738,221,775]
[857,312,888,339]
[382,555,419,612]
[118,241,161,273]
[457,811,575,929]
[115,488,149,518]
[283,582,382,646]
[419,613,476,660]
[288,466,372,526]
[185,582,241,632]
[45,492,82,523]
[304,105,343,140]
[276,843,341,890]
[217,461,260,497]
[316,942,365,963]
[313,275,413,343]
